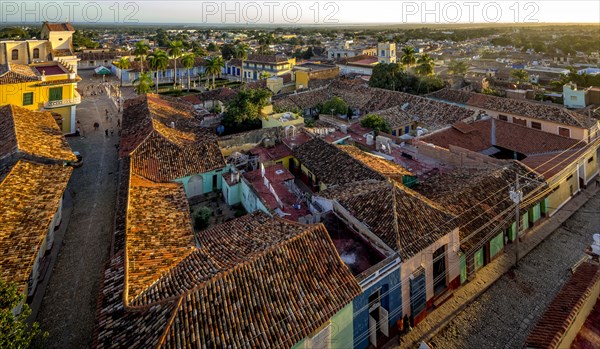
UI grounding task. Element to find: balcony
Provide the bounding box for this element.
[44,91,81,108]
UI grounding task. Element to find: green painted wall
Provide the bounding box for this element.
[292,302,354,349]
[175,166,229,195]
[490,232,504,259]
[222,178,241,205]
[474,248,484,272]
[522,213,529,231]
[460,253,467,284]
[508,222,517,242]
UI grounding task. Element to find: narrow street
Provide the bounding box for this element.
[35,71,124,348]
[429,190,600,349]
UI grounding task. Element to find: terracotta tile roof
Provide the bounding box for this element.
[125,174,196,304]
[571,296,600,349]
[43,22,75,31]
[322,180,455,259]
[421,118,582,155]
[447,91,596,128]
[274,81,474,130]
[196,86,237,103]
[120,94,225,181]
[0,105,77,162]
[521,144,596,179]
[246,54,290,64]
[414,163,545,252]
[525,262,600,349]
[338,145,413,181]
[293,137,386,187]
[374,105,414,129]
[0,160,72,293]
[95,211,361,348]
[427,88,473,104]
[0,63,39,85]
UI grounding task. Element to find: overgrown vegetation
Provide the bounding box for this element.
[0,279,47,348]
[369,63,445,94]
[221,88,272,134]
[192,207,212,230]
[360,114,390,134]
[321,97,348,115]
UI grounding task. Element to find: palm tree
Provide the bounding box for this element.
[235,43,249,82]
[115,57,130,87]
[167,40,184,87]
[147,49,169,93]
[401,46,417,67]
[133,41,149,73]
[416,54,435,76]
[181,53,196,92]
[205,56,225,89]
[133,72,153,94]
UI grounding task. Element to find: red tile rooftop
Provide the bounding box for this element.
[571,297,600,349]
[249,142,293,162]
[243,164,310,221]
[526,262,600,349]
[281,131,312,149]
[34,65,67,76]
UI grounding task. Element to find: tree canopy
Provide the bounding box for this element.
[221,88,272,133]
[0,279,47,348]
[360,114,390,133]
[322,97,348,115]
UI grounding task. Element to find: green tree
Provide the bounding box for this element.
[147,49,169,93]
[133,72,153,95]
[207,42,218,52]
[115,57,130,87]
[133,41,150,74]
[220,43,236,60]
[511,69,529,84]
[322,96,348,115]
[360,114,390,134]
[416,54,435,76]
[181,53,196,92]
[167,40,184,87]
[447,60,468,77]
[369,63,405,90]
[222,88,272,132]
[204,56,225,89]
[0,279,47,348]
[401,46,417,67]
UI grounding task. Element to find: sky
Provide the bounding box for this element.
[2,1,599,25]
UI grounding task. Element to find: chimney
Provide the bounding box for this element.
[491,117,496,146]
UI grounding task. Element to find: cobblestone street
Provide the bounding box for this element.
[35,71,123,348]
[429,190,600,349]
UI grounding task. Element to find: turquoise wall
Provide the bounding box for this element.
[175,166,229,196]
[222,177,241,205]
[240,179,270,215]
[292,302,354,349]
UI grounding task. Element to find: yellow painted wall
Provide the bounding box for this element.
[547,169,579,215]
[295,71,309,90]
[584,151,599,183]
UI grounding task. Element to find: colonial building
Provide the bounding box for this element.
[0,105,76,301]
[0,22,81,134]
[119,94,227,198]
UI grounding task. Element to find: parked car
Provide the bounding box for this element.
[69,151,83,168]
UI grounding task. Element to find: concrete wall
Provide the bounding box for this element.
[400,227,461,318]
[240,177,270,215]
[292,302,354,349]
[413,140,505,170]
[218,127,283,157]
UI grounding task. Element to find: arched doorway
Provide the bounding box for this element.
[187,175,204,198]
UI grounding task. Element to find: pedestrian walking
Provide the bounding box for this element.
[110,128,114,137]
[93,122,99,131]
[105,129,109,137]
[596,176,600,187]
[117,118,121,127]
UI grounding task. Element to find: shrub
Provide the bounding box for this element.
[192,207,212,230]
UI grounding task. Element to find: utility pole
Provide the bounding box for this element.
[510,173,523,267]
